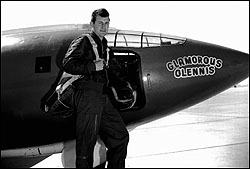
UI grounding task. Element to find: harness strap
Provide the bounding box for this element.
[86,34,109,66]
[56,72,81,94]
[86,34,100,61]
[106,47,110,67]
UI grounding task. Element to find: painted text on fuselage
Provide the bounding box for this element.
[166,55,223,78]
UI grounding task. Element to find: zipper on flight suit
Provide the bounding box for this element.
[94,114,98,135]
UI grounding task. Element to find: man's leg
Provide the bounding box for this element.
[74,90,103,168]
[99,95,129,168]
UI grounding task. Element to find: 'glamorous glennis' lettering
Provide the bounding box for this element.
[166,55,223,78]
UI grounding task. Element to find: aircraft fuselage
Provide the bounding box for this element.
[1,24,249,150]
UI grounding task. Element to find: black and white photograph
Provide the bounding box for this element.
[1,1,249,168]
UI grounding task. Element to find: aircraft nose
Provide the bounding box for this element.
[222,48,249,85]
[188,39,249,87]
[174,39,249,93]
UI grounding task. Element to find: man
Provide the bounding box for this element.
[62,8,129,168]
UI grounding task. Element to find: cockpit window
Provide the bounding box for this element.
[142,32,160,47]
[106,30,186,48]
[105,33,116,47]
[105,29,116,47]
[160,34,186,46]
[116,31,142,48]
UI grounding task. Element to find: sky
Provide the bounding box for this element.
[1,1,249,53]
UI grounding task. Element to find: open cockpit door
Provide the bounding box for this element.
[108,50,146,111]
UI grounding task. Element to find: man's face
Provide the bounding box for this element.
[91,15,110,39]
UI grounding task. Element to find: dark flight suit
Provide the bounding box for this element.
[63,31,129,168]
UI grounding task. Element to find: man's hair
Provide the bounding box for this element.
[91,8,109,23]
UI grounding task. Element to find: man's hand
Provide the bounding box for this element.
[94,59,104,71]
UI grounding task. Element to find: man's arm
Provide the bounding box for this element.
[62,36,96,75]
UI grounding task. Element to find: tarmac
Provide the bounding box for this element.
[4,84,249,168]
[125,85,249,168]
